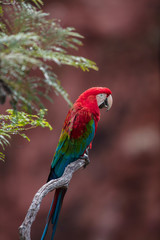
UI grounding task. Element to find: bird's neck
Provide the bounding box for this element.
[76,98,100,123]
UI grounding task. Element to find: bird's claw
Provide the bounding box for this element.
[80,148,90,168]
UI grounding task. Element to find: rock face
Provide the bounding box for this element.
[0,0,159,240]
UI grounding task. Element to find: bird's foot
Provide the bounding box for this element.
[80,148,90,168]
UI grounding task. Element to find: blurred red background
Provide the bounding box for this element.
[0,0,160,239]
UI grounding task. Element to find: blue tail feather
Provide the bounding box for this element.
[41,188,66,240]
[41,198,54,240]
[51,190,65,240]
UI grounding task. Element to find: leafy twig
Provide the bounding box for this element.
[0,2,98,111]
[0,0,15,5]
[0,109,52,160]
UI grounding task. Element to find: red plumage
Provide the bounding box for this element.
[70,87,112,137]
[42,87,112,240]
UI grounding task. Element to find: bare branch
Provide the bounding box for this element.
[19,158,86,240]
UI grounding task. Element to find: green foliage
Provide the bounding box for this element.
[0,1,98,112]
[0,0,43,8]
[0,0,98,160]
[0,109,52,161]
[30,0,43,8]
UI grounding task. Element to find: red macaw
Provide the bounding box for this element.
[41,87,113,240]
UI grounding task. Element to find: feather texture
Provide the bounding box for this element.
[41,87,112,240]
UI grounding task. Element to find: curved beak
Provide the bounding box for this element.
[104,94,113,111]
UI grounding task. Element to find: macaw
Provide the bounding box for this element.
[41,87,113,240]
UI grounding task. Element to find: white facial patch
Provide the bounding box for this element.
[96,93,107,107]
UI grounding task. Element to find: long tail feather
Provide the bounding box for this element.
[41,188,67,240]
[41,198,54,240]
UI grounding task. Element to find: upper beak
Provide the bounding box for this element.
[104,94,113,111]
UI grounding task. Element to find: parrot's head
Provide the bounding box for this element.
[77,87,113,112]
[96,90,113,111]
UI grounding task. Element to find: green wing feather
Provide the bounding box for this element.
[50,108,95,178]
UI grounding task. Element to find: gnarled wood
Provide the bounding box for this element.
[19,159,86,240]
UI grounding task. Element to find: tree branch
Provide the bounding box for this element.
[19,158,86,240]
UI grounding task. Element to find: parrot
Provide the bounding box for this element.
[41,87,113,240]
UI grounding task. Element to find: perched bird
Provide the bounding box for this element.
[41,87,113,240]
